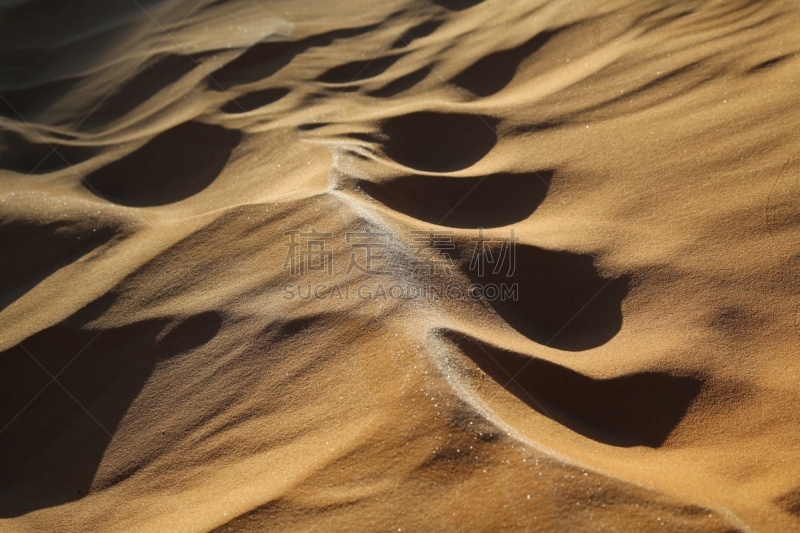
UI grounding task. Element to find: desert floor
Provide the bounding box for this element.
[1,0,799,531]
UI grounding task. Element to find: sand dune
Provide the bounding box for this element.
[1,0,799,530]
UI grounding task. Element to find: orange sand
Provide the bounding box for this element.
[1,0,799,531]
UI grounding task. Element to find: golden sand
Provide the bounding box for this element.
[1,0,799,530]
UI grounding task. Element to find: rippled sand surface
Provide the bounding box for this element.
[1,0,799,530]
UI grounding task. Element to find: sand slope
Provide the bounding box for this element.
[1,0,799,530]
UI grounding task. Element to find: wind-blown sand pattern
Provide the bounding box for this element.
[1,0,799,531]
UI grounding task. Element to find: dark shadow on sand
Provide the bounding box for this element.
[0,300,222,517]
[441,330,704,447]
[379,112,497,172]
[358,171,551,228]
[457,241,630,351]
[85,121,240,206]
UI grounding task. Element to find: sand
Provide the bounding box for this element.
[1,0,799,530]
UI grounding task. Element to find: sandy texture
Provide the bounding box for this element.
[1,0,799,531]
